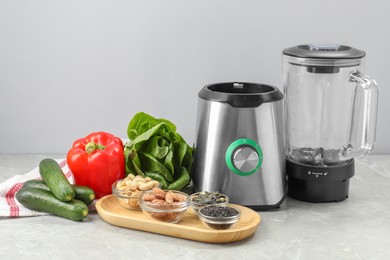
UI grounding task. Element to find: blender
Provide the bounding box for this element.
[283,43,378,202]
[192,82,286,209]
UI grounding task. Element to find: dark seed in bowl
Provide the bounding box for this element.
[212,223,233,229]
[200,206,239,218]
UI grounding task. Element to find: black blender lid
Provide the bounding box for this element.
[283,43,366,59]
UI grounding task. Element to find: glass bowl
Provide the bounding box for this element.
[139,189,190,223]
[197,205,241,230]
[112,180,143,210]
[112,176,160,210]
[189,191,229,213]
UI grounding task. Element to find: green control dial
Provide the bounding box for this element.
[225,138,263,176]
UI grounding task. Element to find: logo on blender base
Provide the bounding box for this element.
[307,171,328,178]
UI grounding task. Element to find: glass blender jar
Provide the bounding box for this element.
[283,43,378,202]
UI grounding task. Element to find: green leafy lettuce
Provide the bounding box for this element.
[124,112,193,190]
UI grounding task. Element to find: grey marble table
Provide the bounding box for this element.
[0,154,389,260]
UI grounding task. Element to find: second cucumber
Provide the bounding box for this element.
[23,179,95,205]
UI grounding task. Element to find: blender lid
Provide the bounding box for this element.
[283,43,366,59]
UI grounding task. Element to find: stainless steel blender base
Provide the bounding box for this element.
[193,82,286,208]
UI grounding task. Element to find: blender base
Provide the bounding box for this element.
[287,158,355,203]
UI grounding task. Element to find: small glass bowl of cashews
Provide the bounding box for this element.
[139,188,190,223]
[112,174,160,210]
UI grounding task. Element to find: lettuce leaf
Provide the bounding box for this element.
[124,112,193,190]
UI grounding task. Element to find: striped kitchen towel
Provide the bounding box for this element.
[0,159,74,217]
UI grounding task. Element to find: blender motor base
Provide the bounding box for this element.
[286,159,355,203]
[288,177,351,203]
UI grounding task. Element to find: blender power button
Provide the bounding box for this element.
[225,138,263,176]
[233,147,259,172]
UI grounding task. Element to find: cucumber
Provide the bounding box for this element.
[16,187,88,221]
[39,158,75,202]
[23,180,95,205]
[23,179,48,190]
[73,185,95,205]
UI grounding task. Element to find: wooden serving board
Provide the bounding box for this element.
[96,195,261,244]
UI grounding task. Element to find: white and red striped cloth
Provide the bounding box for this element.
[0,159,74,217]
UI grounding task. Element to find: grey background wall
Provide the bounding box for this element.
[1,0,389,154]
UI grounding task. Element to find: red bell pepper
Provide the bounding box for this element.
[67,132,125,199]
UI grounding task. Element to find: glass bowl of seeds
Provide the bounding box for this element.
[112,174,160,210]
[189,191,229,213]
[197,205,241,230]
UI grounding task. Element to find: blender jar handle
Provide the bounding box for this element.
[340,70,379,159]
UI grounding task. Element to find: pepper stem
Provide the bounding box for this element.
[85,142,105,154]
